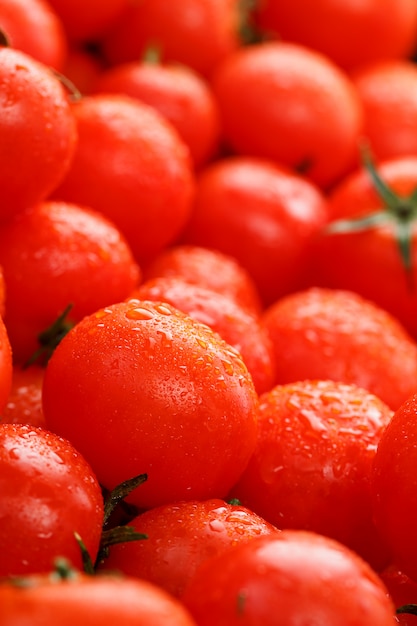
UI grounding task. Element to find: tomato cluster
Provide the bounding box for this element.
[3,0,417,623]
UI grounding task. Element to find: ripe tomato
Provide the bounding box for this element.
[253,0,417,73]
[0,266,5,319]
[311,155,417,340]
[0,365,45,428]
[132,276,275,394]
[261,287,417,411]
[0,315,12,413]
[230,379,393,570]
[0,570,196,625]
[181,531,397,625]
[380,564,417,625]
[143,245,262,316]
[0,47,77,220]
[182,156,329,306]
[98,498,279,597]
[0,423,104,577]
[93,59,221,170]
[101,0,242,79]
[62,45,104,96]
[351,61,417,164]
[210,41,363,189]
[42,300,259,510]
[52,93,195,266]
[0,200,140,365]
[372,393,417,584]
[0,0,67,70]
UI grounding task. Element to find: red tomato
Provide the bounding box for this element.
[210,41,363,189]
[42,300,259,510]
[61,46,105,96]
[132,276,275,394]
[1,365,45,428]
[0,266,5,319]
[101,0,242,79]
[181,531,397,625]
[372,393,417,583]
[182,156,329,306]
[0,200,140,365]
[0,315,12,413]
[98,498,279,597]
[46,0,130,42]
[253,0,417,73]
[380,564,417,625]
[93,59,221,170]
[143,245,262,316]
[52,93,195,266]
[311,156,417,340]
[0,571,196,625]
[0,47,77,220]
[0,423,104,577]
[230,379,393,570]
[261,287,417,411]
[0,0,67,70]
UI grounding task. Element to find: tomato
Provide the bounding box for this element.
[61,46,104,96]
[372,393,417,584]
[93,59,221,170]
[143,244,262,316]
[352,61,417,164]
[261,287,417,411]
[46,0,130,42]
[101,0,243,79]
[42,299,259,510]
[0,266,5,318]
[52,93,195,266]
[0,0,67,70]
[380,564,417,625]
[98,498,279,597]
[0,200,140,365]
[0,47,77,221]
[210,41,363,189]
[132,276,275,394]
[0,423,104,577]
[0,570,196,625]
[182,156,329,306]
[253,0,417,73]
[0,365,45,428]
[181,531,397,625]
[0,315,12,414]
[230,379,393,570]
[311,155,417,340]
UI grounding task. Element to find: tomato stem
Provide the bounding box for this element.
[24,303,75,368]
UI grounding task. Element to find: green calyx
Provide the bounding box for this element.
[325,145,417,282]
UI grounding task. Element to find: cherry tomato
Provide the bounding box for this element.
[230,379,393,570]
[0,569,196,625]
[0,423,104,577]
[98,498,279,597]
[261,287,417,411]
[0,47,77,220]
[181,531,397,625]
[42,299,259,510]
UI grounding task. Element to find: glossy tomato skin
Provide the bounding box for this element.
[0,573,197,626]
[230,379,393,570]
[53,94,195,266]
[181,531,397,625]
[0,423,104,577]
[372,394,417,584]
[143,245,263,316]
[0,0,67,70]
[0,47,77,220]
[182,156,329,306]
[0,316,12,414]
[42,300,259,510]
[132,276,276,394]
[0,200,140,365]
[99,498,279,597]
[0,365,45,428]
[261,287,417,411]
[210,42,363,189]
[312,157,417,340]
[253,0,417,73]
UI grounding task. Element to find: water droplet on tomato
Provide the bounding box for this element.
[126,306,154,321]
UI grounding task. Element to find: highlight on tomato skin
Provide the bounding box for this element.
[0,315,12,415]
[42,299,259,511]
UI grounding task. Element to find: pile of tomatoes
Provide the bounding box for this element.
[3,0,417,623]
